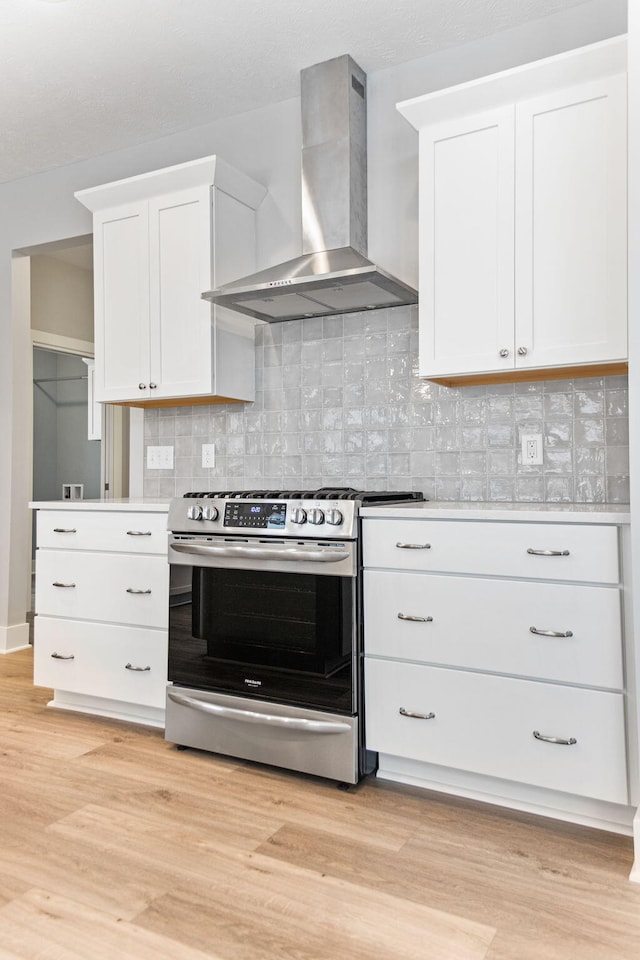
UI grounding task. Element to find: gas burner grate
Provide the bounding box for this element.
[182,488,424,504]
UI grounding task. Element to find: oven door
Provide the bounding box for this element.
[167,534,358,715]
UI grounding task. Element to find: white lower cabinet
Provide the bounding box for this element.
[365,660,627,805]
[35,552,168,629]
[33,506,169,727]
[363,514,632,831]
[34,618,166,709]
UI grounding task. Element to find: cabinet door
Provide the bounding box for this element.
[365,659,628,805]
[93,202,150,402]
[148,185,214,400]
[362,518,620,584]
[36,509,168,554]
[34,617,167,708]
[364,570,623,689]
[418,106,515,378]
[515,75,627,368]
[35,551,168,628]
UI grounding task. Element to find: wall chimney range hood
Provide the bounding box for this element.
[202,55,417,323]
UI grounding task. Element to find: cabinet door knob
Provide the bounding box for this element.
[126,588,152,595]
[149,382,158,389]
[53,528,77,534]
[138,383,147,390]
[517,346,528,356]
[499,348,510,358]
[51,652,75,660]
[125,663,151,672]
[533,730,577,746]
[529,626,574,638]
[52,581,76,588]
[126,530,152,537]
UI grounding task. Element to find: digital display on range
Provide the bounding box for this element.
[224,502,287,529]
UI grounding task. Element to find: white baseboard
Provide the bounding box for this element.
[376,754,636,837]
[47,692,165,729]
[0,622,30,654]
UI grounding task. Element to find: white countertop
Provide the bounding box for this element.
[29,498,170,512]
[29,498,630,523]
[360,501,631,524]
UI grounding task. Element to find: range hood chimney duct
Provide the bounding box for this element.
[202,54,417,323]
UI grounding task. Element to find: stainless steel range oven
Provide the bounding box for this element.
[166,488,423,784]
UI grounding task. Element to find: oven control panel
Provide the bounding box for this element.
[224,501,287,529]
[168,498,358,540]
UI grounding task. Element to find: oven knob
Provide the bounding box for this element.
[307,508,325,525]
[187,505,203,521]
[202,506,219,521]
[290,508,307,525]
[325,509,344,526]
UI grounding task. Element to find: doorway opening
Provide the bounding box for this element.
[23,238,131,637]
[32,347,102,505]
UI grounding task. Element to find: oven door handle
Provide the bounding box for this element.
[167,691,351,734]
[169,542,350,564]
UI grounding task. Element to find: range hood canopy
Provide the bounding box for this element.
[203,55,417,323]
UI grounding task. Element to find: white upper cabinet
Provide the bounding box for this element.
[398,38,627,384]
[514,77,627,371]
[76,156,266,406]
[418,106,515,377]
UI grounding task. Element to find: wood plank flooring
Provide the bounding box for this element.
[0,649,639,959]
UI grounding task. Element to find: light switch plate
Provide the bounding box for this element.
[146,445,174,470]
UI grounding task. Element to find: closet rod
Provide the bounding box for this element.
[33,375,88,384]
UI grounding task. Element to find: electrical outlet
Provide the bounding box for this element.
[521,433,543,466]
[201,443,215,469]
[146,445,174,470]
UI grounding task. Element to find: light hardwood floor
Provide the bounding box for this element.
[0,648,639,959]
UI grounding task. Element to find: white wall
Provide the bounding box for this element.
[626,0,640,878]
[0,0,626,648]
[30,255,94,342]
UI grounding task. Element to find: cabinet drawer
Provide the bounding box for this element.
[365,659,627,804]
[35,552,168,628]
[36,510,168,554]
[363,519,619,583]
[364,571,622,689]
[34,617,167,708]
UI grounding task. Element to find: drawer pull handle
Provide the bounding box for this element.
[398,613,434,623]
[529,626,574,638]
[533,730,577,746]
[52,581,76,588]
[126,588,152,595]
[53,528,77,534]
[396,542,431,550]
[125,663,151,672]
[51,652,75,660]
[127,530,153,537]
[527,548,570,557]
[399,707,436,720]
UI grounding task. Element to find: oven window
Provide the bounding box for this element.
[195,568,350,672]
[168,565,356,714]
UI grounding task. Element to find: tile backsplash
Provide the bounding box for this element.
[142,305,629,503]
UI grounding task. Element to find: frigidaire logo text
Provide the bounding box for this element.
[244,678,262,687]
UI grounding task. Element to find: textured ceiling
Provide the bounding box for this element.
[0,0,603,184]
